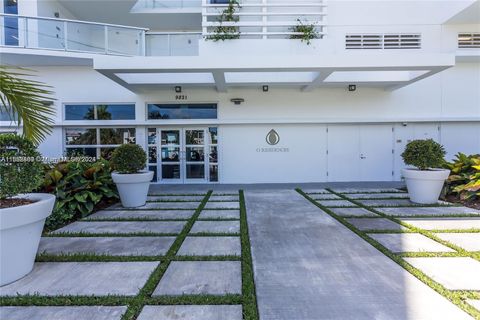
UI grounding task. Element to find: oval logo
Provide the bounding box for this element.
[266,129,280,145]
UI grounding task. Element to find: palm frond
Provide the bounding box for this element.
[0,66,56,145]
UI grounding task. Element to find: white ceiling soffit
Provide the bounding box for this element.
[445,0,480,24]
[57,0,201,30]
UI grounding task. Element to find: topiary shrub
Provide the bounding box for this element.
[0,134,44,199]
[401,139,446,170]
[110,144,147,174]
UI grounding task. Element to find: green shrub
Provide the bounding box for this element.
[401,139,446,170]
[0,134,44,199]
[41,159,118,230]
[110,144,147,174]
[289,19,319,45]
[445,153,480,200]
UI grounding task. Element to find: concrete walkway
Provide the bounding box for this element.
[245,189,471,320]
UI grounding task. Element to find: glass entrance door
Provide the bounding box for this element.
[153,128,214,184]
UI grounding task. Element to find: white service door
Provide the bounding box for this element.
[359,125,394,181]
[328,125,394,182]
[327,125,361,181]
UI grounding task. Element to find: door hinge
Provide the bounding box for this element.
[326,150,329,155]
[392,170,394,176]
[392,149,394,154]
[326,171,329,176]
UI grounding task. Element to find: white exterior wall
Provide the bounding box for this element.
[10,61,477,183]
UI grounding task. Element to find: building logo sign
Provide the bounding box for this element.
[266,129,280,145]
[256,129,289,153]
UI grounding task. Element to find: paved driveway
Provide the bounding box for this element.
[1,183,479,320]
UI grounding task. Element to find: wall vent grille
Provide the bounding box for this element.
[346,34,421,50]
[458,33,480,48]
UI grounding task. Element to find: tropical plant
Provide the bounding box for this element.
[206,0,241,41]
[445,153,480,200]
[41,159,118,230]
[0,134,44,200]
[110,144,147,174]
[289,19,319,45]
[0,66,55,145]
[401,139,446,170]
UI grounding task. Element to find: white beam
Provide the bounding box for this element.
[213,71,228,93]
[302,70,333,92]
[384,67,448,91]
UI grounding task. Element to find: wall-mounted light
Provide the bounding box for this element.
[54,12,60,18]
[230,98,245,105]
[262,85,269,92]
[175,86,182,93]
[348,84,356,92]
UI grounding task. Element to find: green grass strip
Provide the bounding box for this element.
[309,189,480,318]
[120,190,213,320]
[239,190,260,320]
[331,190,480,264]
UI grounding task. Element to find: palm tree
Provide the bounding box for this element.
[0,66,55,145]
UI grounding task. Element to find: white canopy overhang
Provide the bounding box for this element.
[94,53,455,93]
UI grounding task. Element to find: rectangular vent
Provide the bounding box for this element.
[346,34,421,50]
[458,33,480,48]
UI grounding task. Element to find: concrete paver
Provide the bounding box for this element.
[38,237,175,256]
[368,233,454,253]
[0,262,158,296]
[153,261,241,296]
[0,306,127,320]
[137,305,242,320]
[404,257,480,290]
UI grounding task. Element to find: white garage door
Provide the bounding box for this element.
[327,125,394,182]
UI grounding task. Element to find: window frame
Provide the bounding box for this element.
[63,126,137,159]
[145,103,218,121]
[63,103,136,121]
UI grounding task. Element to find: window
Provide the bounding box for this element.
[3,0,19,46]
[65,127,136,159]
[147,104,217,120]
[0,109,17,121]
[65,104,135,120]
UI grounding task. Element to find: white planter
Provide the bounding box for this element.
[112,171,154,208]
[402,168,450,204]
[0,193,55,286]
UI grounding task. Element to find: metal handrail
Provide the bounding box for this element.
[0,13,149,31]
[0,13,147,56]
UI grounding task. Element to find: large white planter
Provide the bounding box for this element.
[0,193,55,286]
[112,171,154,208]
[402,168,450,204]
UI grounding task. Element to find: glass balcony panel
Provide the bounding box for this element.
[146,34,169,56]
[107,26,142,55]
[32,19,65,49]
[66,21,104,53]
[169,33,200,56]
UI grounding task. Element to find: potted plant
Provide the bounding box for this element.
[0,134,56,286]
[401,139,450,204]
[110,144,153,208]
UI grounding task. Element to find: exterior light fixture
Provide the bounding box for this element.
[262,85,269,92]
[348,84,356,92]
[230,98,245,105]
[175,86,182,93]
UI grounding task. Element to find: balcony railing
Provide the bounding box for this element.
[138,0,202,9]
[202,0,327,39]
[146,32,201,56]
[0,13,147,56]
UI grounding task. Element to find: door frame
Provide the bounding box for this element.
[150,126,218,184]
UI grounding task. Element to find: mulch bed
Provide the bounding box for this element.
[0,198,36,209]
[444,194,480,210]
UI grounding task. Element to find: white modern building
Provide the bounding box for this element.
[1,0,479,184]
